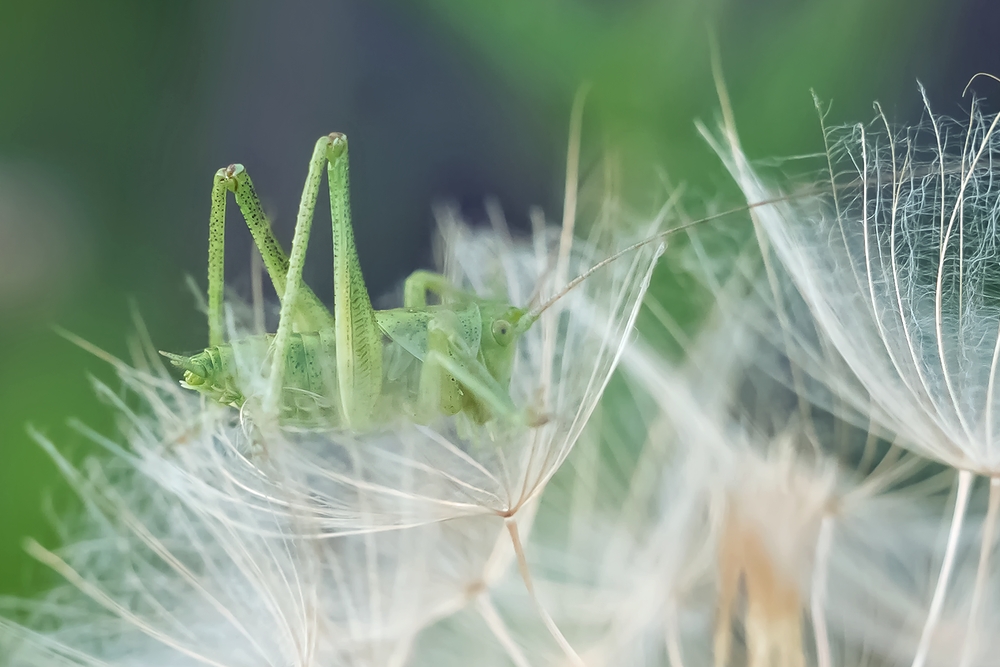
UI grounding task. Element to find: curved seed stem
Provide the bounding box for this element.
[665,601,686,667]
[912,469,974,667]
[959,476,1000,667]
[811,516,835,667]
[505,517,584,667]
[477,593,533,667]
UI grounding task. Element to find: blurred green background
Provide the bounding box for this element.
[0,0,988,595]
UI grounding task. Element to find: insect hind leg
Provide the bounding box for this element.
[210,164,335,336]
[263,136,336,417]
[327,134,382,430]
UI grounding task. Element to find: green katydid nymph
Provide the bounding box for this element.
[160,132,747,431]
[161,133,559,431]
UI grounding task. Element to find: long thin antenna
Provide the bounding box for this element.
[521,190,818,327]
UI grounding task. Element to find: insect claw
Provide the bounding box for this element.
[326,132,348,159]
[215,164,244,191]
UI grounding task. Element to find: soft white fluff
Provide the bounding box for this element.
[0,203,659,666]
[702,85,1000,667]
[704,89,1000,474]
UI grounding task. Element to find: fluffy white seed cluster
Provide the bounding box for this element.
[694,86,1000,667]
[7,86,1000,667]
[0,191,661,666]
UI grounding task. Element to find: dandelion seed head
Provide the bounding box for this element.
[179,204,664,535]
[1,380,516,666]
[707,89,1000,473]
[546,299,957,667]
[1,179,661,666]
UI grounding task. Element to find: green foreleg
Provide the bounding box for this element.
[403,270,464,307]
[416,315,465,421]
[418,315,518,424]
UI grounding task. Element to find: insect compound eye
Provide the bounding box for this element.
[491,319,514,346]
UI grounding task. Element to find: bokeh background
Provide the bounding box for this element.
[0,0,996,596]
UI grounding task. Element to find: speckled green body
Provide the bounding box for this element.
[163,133,533,431]
[171,299,527,428]
[179,332,340,423]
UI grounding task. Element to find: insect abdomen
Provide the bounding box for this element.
[273,331,341,424]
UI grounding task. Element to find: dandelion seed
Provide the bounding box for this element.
[1,158,661,667]
[0,355,535,666]
[405,287,957,667]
